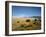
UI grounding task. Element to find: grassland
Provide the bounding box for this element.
[12,16,41,31]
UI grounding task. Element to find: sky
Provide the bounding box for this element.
[12,6,41,17]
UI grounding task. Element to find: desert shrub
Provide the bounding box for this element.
[34,19,37,21]
[17,21,20,23]
[26,19,30,22]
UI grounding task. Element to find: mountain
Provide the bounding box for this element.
[31,16,41,18]
[12,16,41,18]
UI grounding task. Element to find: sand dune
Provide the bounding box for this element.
[12,16,41,31]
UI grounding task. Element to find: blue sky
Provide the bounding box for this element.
[12,6,41,17]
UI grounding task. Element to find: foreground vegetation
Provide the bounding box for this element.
[12,17,41,31]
